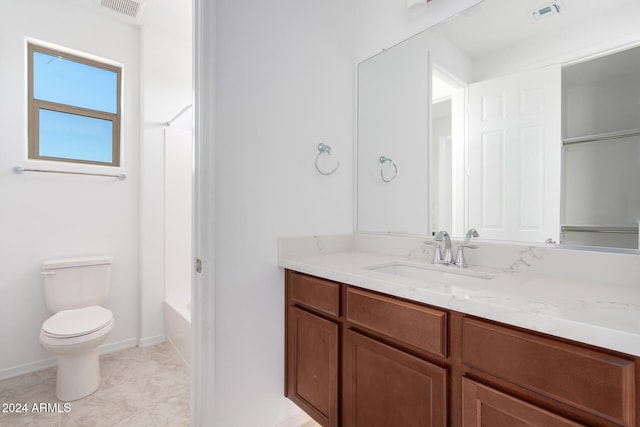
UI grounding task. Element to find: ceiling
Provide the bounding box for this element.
[434,0,634,60]
[61,0,191,40]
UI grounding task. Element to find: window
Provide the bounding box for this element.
[28,43,122,166]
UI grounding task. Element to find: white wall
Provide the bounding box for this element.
[213,0,355,424]
[0,0,140,377]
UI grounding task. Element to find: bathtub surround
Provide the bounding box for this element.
[164,298,191,367]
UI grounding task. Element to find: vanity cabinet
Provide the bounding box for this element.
[286,272,341,426]
[284,270,639,427]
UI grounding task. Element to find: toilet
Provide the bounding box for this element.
[39,256,115,401]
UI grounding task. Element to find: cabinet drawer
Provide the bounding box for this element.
[346,287,447,358]
[462,378,585,427]
[289,272,340,317]
[462,318,635,426]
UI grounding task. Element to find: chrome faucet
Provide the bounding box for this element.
[454,228,479,268]
[433,230,453,264]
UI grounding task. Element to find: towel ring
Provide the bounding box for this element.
[315,143,340,175]
[379,156,397,183]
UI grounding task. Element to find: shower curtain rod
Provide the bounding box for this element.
[165,104,193,126]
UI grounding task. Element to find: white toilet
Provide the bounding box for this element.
[39,255,115,401]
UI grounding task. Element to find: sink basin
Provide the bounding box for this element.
[368,262,495,287]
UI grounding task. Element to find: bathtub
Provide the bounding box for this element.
[164,298,191,367]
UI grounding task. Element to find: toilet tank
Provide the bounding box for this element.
[42,255,113,313]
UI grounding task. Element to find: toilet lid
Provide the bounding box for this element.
[42,306,113,338]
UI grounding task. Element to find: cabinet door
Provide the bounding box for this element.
[343,329,447,427]
[287,307,339,427]
[462,378,585,427]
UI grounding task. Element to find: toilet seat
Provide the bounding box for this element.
[42,306,113,338]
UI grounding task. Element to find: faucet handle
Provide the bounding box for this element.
[431,244,443,264]
[424,241,444,264]
[453,246,468,268]
[453,244,478,268]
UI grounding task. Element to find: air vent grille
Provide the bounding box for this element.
[532,1,564,20]
[96,0,146,19]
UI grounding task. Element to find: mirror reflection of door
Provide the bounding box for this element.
[467,65,562,243]
[430,67,465,237]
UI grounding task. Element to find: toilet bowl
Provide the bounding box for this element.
[40,306,114,401]
[39,256,115,401]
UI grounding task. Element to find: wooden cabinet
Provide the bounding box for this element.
[462,378,585,427]
[286,270,447,426]
[343,329,447,427]
[345,287,448,358]
[287,306,339,427]
[286,271,341,426]
[462,318,636,426]
[290,272,340,317]
[285,270,639,427]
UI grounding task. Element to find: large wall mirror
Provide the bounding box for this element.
[357,0,640,250]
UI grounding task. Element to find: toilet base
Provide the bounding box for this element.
[55,348,101,401]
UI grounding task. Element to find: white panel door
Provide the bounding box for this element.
[468,65,561,243]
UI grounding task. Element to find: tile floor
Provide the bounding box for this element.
[0,342,189,427]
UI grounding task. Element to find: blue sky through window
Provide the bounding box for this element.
[33,51,117,113]
[32,49,118,164]
[39,110,113,163]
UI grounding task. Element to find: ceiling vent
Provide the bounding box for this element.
[95,0,147,22]
[532,1,564,20]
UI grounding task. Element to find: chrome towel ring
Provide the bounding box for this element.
[379,156,397,182]
[315,143,340,175]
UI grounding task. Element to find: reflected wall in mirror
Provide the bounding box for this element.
[357,0,640,250]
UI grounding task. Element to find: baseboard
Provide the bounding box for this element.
[0,357,57,381]
[0,338,139,381]
[99,337,139,355]
[138,334,166,348]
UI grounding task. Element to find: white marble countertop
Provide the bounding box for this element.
[279,243,640,357]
